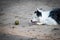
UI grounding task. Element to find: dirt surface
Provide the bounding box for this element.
[0,0,60,40]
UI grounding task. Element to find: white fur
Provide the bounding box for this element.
[32,8,58,25]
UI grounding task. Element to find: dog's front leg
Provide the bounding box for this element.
[36,22,44,25]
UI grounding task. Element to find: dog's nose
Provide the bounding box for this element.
[31,20,33,22]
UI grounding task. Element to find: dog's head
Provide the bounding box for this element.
[31,8,50,24]
[31,8,60,25]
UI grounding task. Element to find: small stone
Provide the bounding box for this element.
[12,26,15,29]
[27,30,30,32]
[53,28,60,30]
[32,29,35,31]
[15,20,19,25]
[30,32,32,34]
[39,31,41,32]
[53,39,56,40]
[54,33,56,36]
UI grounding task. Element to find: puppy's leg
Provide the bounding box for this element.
[36,22,44,25]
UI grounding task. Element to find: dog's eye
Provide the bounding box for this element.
[37,11,42,17]
[34,10,42,17]
[37,12,41,16]
[34,11,37,13]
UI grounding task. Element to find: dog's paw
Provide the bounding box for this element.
[36,22,46,25]
[36,23,43,25]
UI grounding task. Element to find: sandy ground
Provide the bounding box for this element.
[0,0,60,40]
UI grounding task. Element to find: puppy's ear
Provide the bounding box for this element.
[34,11,37,13]
[37,8,43,12]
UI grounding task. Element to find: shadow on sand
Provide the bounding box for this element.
[0,33,40,40]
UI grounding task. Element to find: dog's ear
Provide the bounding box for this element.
[34,11,37,13]
[37,8,43,12]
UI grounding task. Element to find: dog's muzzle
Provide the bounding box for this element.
[31,20,37,24]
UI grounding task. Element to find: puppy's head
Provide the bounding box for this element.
[31,8,50,24]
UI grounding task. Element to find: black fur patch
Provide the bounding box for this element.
[34,10,42,17]
[49,8,60,24]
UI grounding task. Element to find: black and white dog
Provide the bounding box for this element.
[31,8,60,25]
